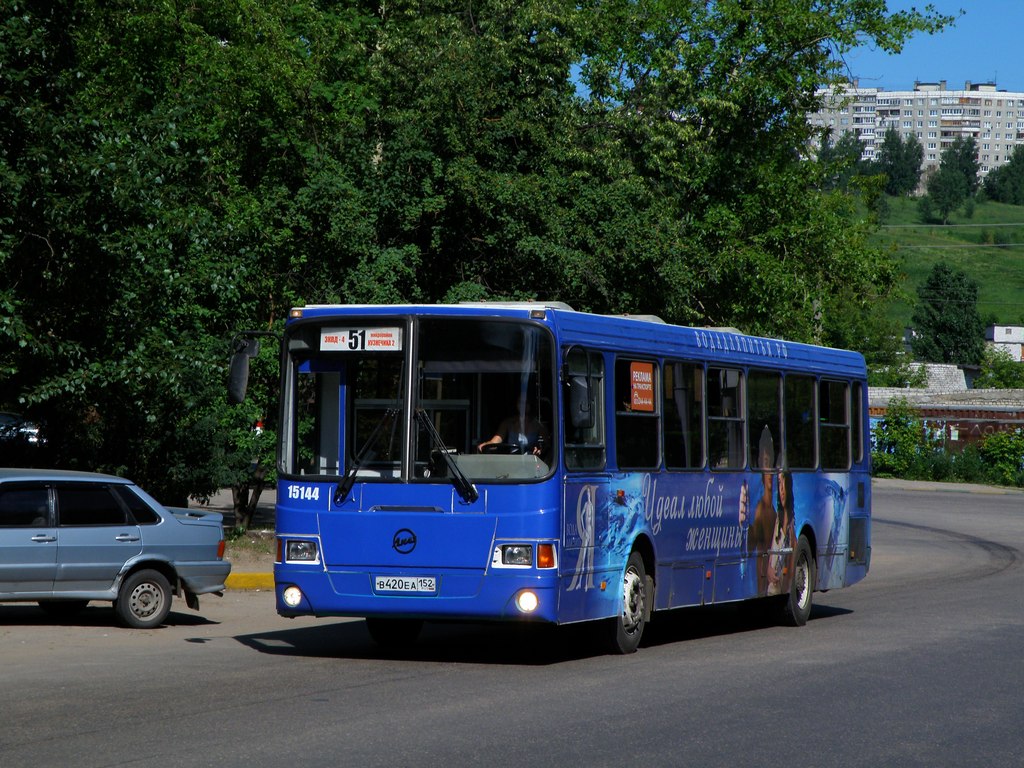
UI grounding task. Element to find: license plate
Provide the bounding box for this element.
[374,576,437,594]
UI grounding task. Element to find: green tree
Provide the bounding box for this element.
[924,165,968,223]
[948,135,981,196]
[871,397,929,477]
[0,1,371,507]
[910,263,985,364]
[983,145,1024,204]
[874,127,923,196]
[978,429,1024,486]
[0,0,957,505]
[974,345,1024,388]
[817,130,867,190]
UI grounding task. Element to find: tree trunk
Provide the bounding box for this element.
[231,464,268,532]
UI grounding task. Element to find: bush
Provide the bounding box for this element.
[978,429,1024,486]
[950,444,990,484]
[871,397,931,476]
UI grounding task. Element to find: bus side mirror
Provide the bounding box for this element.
[568,375,594,430]
[228,338,260,404]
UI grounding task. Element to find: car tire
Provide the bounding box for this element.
[115,569,172,628]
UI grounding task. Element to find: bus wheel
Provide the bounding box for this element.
[365,618,423,648]
[608,551,648,654]
[781,535,815,627]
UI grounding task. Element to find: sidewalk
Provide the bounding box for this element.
[194,487,277,529]
[871,476,1024,495]
[191,488,276,591]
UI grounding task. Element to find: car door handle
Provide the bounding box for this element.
[31,534,57,543]
[115,534,141,542]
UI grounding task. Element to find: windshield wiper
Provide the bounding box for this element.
[415,409,479,504]
[334,408,398,505]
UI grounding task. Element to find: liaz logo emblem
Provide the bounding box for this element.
[392,528,417,554]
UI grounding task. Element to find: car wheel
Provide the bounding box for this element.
[38,600,88,618]
[115,569,172,628]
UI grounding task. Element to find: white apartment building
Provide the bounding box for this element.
[809,80,1024,178]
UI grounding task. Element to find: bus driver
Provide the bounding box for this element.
[478,398,549,456]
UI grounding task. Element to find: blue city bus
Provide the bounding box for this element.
[264,302,870,652]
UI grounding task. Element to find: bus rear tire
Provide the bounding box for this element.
[781,535,815,627]
[365,617,423,648]
[607,551,648,654]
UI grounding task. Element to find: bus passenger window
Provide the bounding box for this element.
[819,380,850,470]
[785,375,817,469]
[747,371,781,469]
[663,362,704,469]
[707,367,745,469]
[852,381,865,464]
[615,358,660,469]
[563,348,605,470]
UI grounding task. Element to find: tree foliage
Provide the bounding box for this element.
[873,126,923,196]
[910,262,985,365]
[1,0,955,504]
[983,145,1024,204]
[974,345,1024,389]
[817,131,867,191]
[919,137,980,224]
[871,397,930,477]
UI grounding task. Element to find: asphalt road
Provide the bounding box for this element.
[1,479,1022,767]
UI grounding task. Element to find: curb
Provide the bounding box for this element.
[225,572,275,590]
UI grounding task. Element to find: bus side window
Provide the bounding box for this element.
[852,381,865,464]
[663,361,704,470]
[784,374,817,469]
[708,367,745,469]
[563,348,605,470]
[747,370,781,469]
[819,380,850,470]
[615,358,660,469]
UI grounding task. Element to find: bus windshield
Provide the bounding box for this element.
[279,317,556,483]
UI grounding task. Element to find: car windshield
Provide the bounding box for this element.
[280,316,556,483]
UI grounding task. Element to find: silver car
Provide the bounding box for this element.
[0,469,231,628]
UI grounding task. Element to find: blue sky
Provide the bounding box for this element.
[844,2,1024,91]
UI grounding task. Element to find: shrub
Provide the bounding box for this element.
[978,429,1024,486]
[871,397,930,476]
[950,444,990,484]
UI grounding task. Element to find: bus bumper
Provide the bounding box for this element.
[274,564,561,623]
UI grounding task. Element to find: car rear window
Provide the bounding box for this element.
[56,485,129,526]
[113,485,161,525]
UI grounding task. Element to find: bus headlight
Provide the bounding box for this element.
[515,590,539,613]
[286,539,319,562]
[282,586,304,607]
[501,544,533,566]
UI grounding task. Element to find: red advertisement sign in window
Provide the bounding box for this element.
[630,361,655,412]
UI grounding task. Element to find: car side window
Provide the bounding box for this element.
[56,484,129,526]
[0,485,50,527]
[113,486,161,525]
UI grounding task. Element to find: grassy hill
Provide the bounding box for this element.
[873,196,1024,329]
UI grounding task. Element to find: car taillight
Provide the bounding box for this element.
[217,540,226,559]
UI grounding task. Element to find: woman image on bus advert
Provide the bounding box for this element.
[479,398,549,456]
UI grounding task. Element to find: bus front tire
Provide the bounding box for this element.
[781,535,815,627]
[607,551,648,654]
